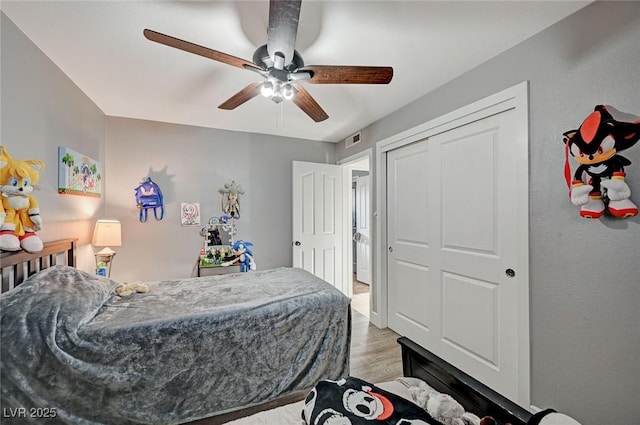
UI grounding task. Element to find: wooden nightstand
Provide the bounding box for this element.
[197,263,241,277]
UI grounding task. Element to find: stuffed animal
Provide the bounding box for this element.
[218,181,244,218]
[409,381,481,425]
[527,408,582,425]
[563,105,640,218]
[232,240,256,272]
[0,146,45,253]
[114,281,149,297]
[426,392,481,425]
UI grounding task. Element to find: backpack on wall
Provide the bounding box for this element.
[135,177,164,222]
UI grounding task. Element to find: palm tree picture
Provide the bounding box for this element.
[58,147,102,197]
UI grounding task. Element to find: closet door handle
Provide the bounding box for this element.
[388,246,393,253]
[294,241,301,246]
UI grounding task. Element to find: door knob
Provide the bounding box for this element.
[294,241,301,246]
[388,246,393,252]
[505,268,516,278]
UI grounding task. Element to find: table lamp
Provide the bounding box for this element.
[92,219,122,277]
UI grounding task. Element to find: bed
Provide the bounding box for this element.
[0,239,351,425]
[219,336,532,425]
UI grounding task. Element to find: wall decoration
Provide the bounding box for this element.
[218,180,244,218]
[58,147,102,197]
[135,177,165,222]
[563,105,640,219]
[180,202,201,226]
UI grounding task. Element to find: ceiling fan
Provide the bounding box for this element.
[143,0,393,122]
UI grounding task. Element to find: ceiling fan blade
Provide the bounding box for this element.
[218,82,263,110]
[267,0,302,69]
[144,29,262,72]
[292,84,328,122]
[298,65,393,84]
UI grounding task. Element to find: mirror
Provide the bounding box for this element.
[199,217,238,267]
[206,225,232,247]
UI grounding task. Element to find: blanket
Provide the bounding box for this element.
[1,266,350,424]
[302,377,441,425]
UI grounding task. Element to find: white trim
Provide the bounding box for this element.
[375,81,530,406]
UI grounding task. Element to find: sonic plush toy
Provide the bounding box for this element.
[563,105,640,218]
[232,240,256,272]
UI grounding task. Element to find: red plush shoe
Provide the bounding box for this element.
[607,199,639,218]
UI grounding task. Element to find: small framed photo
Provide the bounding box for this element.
[180,202,201,226]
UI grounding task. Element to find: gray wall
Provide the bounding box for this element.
[104,117,335,282]
[1,13,106,271]
[336,2,640,423]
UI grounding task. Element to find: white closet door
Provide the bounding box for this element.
[387,108,523,402]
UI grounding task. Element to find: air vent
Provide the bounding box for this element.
[344,131,362,149]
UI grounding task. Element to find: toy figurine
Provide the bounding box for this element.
[218,181,244,219]
[232,240,256,272]
[563,105,640,218]
[0,146,45,252]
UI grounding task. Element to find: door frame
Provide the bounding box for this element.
[374,81,530,406]
[338,149,372,300]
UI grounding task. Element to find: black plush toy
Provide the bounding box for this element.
[302,377,438,425]
[563,105,640,218]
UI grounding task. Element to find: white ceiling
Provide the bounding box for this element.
[1,1,590,143]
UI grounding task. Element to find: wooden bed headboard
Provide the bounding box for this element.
[0,238,78,293]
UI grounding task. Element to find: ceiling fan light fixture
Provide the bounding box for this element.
[260,81,274,97]
[282,84,295,100]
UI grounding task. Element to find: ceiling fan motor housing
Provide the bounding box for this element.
[253,44,304,77]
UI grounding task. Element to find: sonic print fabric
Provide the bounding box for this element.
[302,377,441,425]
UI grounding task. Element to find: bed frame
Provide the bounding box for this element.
[1,240,532,425]
[0,238,77,293]
[399,337,532,425]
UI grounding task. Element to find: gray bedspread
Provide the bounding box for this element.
[0,265,351,424]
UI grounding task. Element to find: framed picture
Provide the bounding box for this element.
[58,147,102,197]
[181,202,201,226]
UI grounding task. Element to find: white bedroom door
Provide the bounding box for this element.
[387,108,525,402]
[355,175,372,284]
[292,161,344,292]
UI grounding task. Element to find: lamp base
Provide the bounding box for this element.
[94,249,116,277]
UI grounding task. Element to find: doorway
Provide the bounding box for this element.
[291,152,374,318]
[339,150,372,319]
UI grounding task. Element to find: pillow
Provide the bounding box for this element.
[302,376,440,425]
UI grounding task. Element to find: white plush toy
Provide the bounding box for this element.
[409,381,481,425]
[527,409,582,425]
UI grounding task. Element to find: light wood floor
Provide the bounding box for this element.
[349,307,403,383]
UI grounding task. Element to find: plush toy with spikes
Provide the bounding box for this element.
[218,180,244,219]
[0,146,45,253]
[563,105,640,219]
[232,240,256,272]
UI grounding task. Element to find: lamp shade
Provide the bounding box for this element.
[92,219,122,247]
